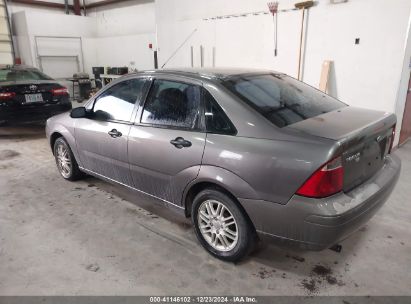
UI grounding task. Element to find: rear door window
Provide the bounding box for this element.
[141,79,201,130]
[223,74,346,127]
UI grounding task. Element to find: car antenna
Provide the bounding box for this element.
[161,28,198,69]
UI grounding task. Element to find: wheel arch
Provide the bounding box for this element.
[184,181,257,235]
[48,124,81,167]
[183,166,259,232]
[50,132,63,154]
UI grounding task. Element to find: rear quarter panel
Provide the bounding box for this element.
[201,134,336,204]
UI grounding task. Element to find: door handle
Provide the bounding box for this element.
[170,137,192,149]
[108,129,122,138]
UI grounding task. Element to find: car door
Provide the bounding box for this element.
[75,77,147,185]
[128,76,206,207]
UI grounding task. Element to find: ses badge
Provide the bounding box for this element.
[346,152,361,163]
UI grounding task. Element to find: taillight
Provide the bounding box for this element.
[51,87,68,96]
[296,156,344,198]
[0,92,16,100]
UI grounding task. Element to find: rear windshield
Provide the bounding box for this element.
[0,69,53,83]
[222,74,346,128]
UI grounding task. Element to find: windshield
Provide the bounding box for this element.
[0,69,53,83]
[222,74,346,128]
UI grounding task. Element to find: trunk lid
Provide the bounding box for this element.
[0,80,64,106]
[287,106,396,191]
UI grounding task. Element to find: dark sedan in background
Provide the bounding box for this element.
[0,65,72,125]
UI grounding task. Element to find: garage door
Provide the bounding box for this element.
[0,0,14,65]
[35,36,83,79]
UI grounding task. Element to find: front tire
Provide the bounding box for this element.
[53,137,83,181]
[192,188,256,262]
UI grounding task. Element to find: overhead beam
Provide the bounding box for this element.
[7,0,138,13]
[7,0,74,10]
[85,0,135,9]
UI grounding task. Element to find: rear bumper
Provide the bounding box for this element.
[239,154,401,250]
[0,102,72,124]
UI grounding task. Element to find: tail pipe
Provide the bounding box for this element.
[329,244,342,253]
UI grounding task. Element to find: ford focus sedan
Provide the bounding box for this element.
[46,69,401,261]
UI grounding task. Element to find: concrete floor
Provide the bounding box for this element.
[0,125,410,296]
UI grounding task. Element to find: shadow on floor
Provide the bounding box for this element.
[0,124,46,140]
[79,174,367,281]
[82,175,193,231]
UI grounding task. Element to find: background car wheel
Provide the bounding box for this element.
[192,188,256,262]
[53,137,83,181]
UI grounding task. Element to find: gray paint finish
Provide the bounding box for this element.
[46,68,401,250]
[240,154,401,250]
[201,133,334,204]
[75,119,133,186]
[128,125,205,205]
[287,106,395,140]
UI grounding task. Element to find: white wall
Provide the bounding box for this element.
[155,0,411,146]
[90,0,156,37]
[12,10,97,76]
[10,10,30,63]
[10,0,156,75]
[88,0,156,71]
[394,18,411,146]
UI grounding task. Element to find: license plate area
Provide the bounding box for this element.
[342,128,391,191]
[25,93,43,103]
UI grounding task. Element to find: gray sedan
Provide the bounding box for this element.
[46,69,401,261]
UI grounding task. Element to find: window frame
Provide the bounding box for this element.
[135,76,206,132]
[88,76,150,125]
[202,88,237,136]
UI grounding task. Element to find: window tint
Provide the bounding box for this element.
[93,78,145,122]
[141,80,201,129]
[204,89,236,135]
[223,74,346,128]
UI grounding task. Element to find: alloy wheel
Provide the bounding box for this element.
[197,199,238,252]
[56,143,72,178]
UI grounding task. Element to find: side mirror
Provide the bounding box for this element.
[70,107,88,118]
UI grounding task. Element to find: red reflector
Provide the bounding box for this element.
[51,87,69,96]
[296,156,344,198]
[0,92,16,100]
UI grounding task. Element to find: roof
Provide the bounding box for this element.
[138,68,280,81]
[0,64,38,70]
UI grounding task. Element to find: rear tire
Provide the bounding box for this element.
[53,137,83,181]
[192,188,256,262]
